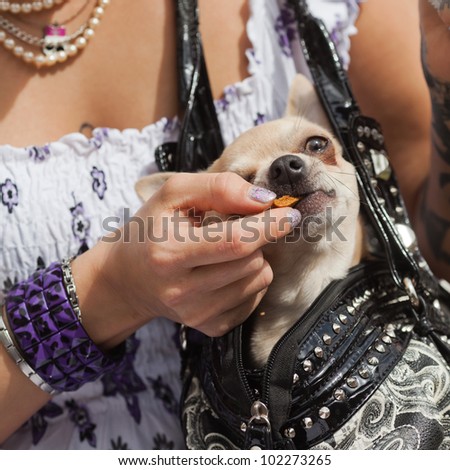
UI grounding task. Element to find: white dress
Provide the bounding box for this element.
[0,0,360,450]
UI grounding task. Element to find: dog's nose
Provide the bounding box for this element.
[269,155,305,185]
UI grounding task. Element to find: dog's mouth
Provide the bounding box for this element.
[273,189,336,215]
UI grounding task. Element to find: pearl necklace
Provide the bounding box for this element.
[0,0,66,14]
[0,0,109,67]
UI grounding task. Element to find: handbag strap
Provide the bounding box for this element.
[288,0,423,292]
[155,0,224,172]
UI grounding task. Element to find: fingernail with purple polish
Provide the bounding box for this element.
[248,186,277,204]
[287,208,302,227]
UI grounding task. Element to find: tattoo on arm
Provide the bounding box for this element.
[420,40,450,265]
[421,54,450,166]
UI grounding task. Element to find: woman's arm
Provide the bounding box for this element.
[348,0,431,219]
[348,0,450,280]
[0,307,50,443]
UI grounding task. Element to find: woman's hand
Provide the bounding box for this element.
[72,172,301,347]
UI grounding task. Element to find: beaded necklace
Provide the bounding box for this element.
[0,0,66,14]
[0,0,109,67]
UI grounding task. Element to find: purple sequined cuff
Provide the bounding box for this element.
[4,261,125,392]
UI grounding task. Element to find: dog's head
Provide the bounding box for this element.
[137,74,362,273]
[208,114,359,250]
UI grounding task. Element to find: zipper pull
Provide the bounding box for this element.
[244,400,273,450]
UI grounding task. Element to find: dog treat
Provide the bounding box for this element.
[272,195,300,208]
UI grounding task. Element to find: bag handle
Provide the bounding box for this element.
[155,0,224,173]
[288,0,423,292]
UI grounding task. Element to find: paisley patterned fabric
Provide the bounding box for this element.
[314,339,450,450]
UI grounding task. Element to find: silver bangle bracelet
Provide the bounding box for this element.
[0,307,56,395]
[61,257,82,323]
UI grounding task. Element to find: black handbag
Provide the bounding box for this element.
[166,0,450,450]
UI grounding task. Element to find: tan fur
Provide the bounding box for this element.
[136,74,363,368]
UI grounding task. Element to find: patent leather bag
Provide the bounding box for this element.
[172,0,450,450]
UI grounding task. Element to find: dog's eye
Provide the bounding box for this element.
[305,136,329,154]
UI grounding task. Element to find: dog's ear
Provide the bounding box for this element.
[285,74,333,132]
[135,172,175,201]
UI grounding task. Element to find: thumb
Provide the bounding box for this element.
[154,172,278,215]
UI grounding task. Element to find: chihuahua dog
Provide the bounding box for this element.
[136,74,364,368]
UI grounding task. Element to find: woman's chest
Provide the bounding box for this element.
[0,0,251,147]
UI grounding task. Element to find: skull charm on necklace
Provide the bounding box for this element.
[42,24,68,56]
